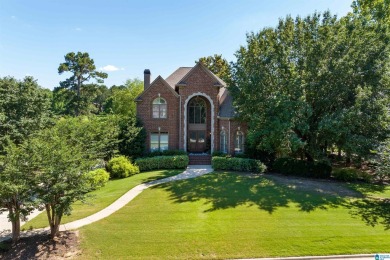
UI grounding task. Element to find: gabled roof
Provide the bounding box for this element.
[165,67,192,88]
[135,76,179,101]
[175,62,226,88]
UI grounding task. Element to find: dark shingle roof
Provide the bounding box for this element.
[165,67,192,88]
[219,88,236,118]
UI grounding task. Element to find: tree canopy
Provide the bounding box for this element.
[57,52,108,116]
[231,10,390,161]
[198,54,231,83]
[0,76,52,153]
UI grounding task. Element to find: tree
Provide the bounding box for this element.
[58,52,108,116]
[0,142,36,243]
[104,79,143,117]
[0,76,52,154]
[231,11,390,161]
[30,116,119,238]
[118,116,146,159]
[198,54,231,83]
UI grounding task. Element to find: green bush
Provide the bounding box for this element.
[212,151,228,157]
[145,150,187,157]
[135,155,189,172]
[212,156,267,173]
[273,157,332,179]
[85,169,110,190]
[332,168,372,182]
[106,156,140,179]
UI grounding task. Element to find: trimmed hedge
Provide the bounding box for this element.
[135,155,189,172]
[212,156,267,173]
[332,168,372,183]
[106,156,140,179]
[273,157,332,179]
[145,150,187,157]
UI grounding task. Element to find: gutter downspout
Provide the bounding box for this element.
[179,94,182,150]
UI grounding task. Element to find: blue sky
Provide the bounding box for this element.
[0,0,353,90]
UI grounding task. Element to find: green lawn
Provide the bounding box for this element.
[22,169,182,230]
[79,172,389,259]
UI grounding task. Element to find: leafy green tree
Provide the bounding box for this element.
[231,11,390,161]
[30,116,119,238]
[58,52,108,116]
[198,54,231,83]
[0,142,36,243]
[0,76,52,154]
[104,79,143,117]
[118,117,146,159]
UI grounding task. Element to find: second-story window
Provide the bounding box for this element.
[152,97,167,118]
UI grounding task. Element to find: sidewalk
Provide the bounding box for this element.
[0,165,213,241]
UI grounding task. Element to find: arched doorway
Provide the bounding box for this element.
[187,96,209,153]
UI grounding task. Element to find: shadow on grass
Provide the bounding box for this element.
[153,172,390,229]
[347,198,390,230]
[154,172,349,214]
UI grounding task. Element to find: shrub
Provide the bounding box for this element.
[332,168,372,183]
[135,155,189,172]
[273,157,332,179]
[85,169,110,190]
[106,156,140,179]
[212,151,228,157]
[145,150,187,157]
[212,156,267,173]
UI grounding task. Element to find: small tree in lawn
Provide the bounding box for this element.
[0,143,36,243]
[31,118,110,238]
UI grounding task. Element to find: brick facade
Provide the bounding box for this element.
[136,63,247,155]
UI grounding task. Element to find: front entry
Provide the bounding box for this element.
[188,130,206,152]
[187,96,208,153]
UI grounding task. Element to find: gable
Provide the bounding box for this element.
[135,76,179,101]
[175,63,226,88]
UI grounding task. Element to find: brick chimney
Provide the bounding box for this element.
[144,69,151,90]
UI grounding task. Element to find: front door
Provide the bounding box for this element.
[188,130,206,153]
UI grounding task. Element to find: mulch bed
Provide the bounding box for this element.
[0,231,80,259]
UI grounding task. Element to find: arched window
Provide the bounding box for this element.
[152,97,167,118]
[235,131,244,153]
[220,130,227,153]
[188,98,206,124]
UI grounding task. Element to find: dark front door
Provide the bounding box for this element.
[188,130,206,152]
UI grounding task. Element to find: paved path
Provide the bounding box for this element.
[0,165,213,241]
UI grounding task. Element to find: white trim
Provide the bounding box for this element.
[183,92,215,153]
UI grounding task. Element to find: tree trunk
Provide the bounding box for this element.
[338,147,342,160]
[11,218,21,244]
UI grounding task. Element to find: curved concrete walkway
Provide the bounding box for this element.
[0,165,213,242]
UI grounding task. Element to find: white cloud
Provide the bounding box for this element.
[100,65,124,72]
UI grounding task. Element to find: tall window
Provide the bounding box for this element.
[188,98,206,124]
[220,130,227,153]
[235,131,244,153]
[152,97,167,118]
[150,132,169,151]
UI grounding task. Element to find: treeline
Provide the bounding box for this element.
[0,52,146,243]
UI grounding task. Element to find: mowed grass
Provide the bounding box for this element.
[22,169,182,230]
[79,172,390,259]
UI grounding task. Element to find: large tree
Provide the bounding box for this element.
[198,54,231,83]
[104,78,143,117]
[0,76,52,154]
[58,52,107,116]
[231,11,390,161]
[29,116,119,238]
[0,142,36,243]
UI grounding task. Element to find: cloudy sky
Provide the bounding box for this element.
[0,0,353,89]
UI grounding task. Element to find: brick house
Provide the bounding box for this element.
[136,62,246,155]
